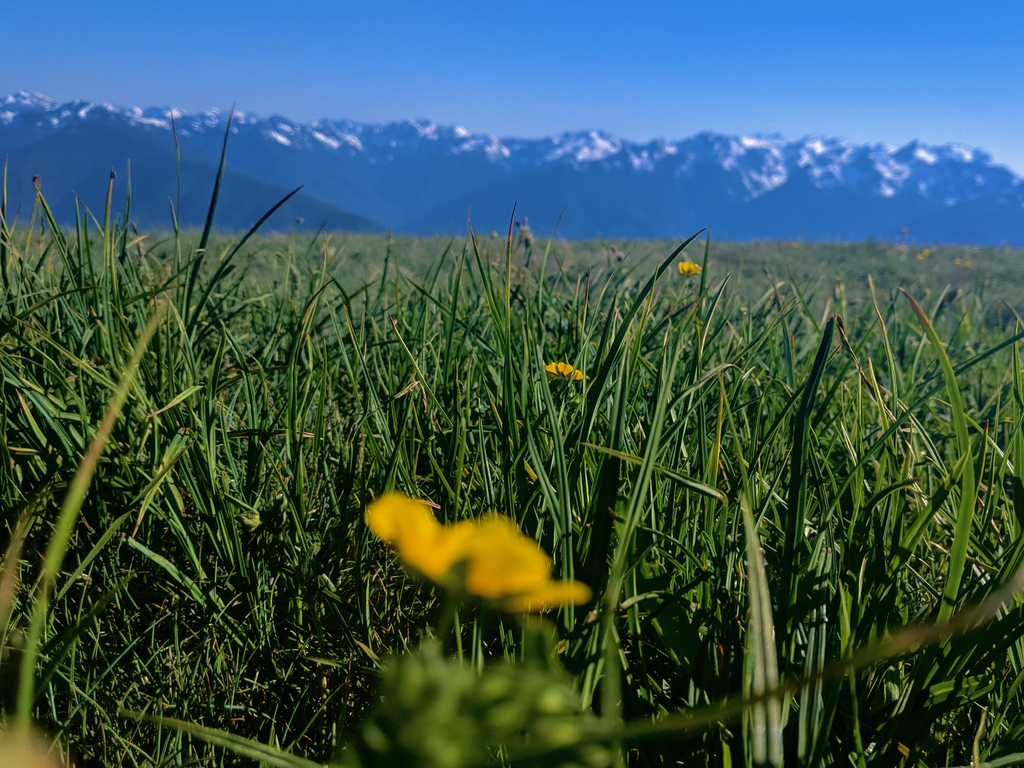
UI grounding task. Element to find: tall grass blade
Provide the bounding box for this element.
[742,494,784,768]
[185,106,234,315]
[902,289,977,623]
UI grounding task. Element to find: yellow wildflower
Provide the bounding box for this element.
[964,260,974,268]
[898,244,908,252]
[955,257,963,265]
[916,248,931,261]
[465,519,591,611]
[365,493,591,612]
[545,362,584,381]
[678,261,702,276]
[365,493,469,582]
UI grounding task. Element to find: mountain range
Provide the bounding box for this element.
[3,90,1024,244]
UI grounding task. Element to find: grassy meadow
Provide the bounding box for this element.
[2,169,1024,767]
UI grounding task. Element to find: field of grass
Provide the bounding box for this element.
[2,170,1024,768]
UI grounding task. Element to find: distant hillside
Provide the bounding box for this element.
[3,90,1023,243]
[1,93,381,233]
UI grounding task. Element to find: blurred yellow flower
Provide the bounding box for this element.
[964,260,974,268]
[916,248,931,261]
[0,727,61,768]
[955,257,963,265]
[545,361,584,381]
[365,492,591,612]
[898,244,908,252]
[678,261,702,276]
[365,493,467,581]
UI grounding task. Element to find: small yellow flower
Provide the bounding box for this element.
[916,248,931,261]
[898,244,908,252]
[964,260,974,268]
[545,362,584,381]
[365,493,591,612]
[954,257,963,265]
[678,261,702,276]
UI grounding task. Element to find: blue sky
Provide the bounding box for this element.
[5,0,1024,171]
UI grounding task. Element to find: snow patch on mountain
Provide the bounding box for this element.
[311,130,341,150]
[545,131,622,164]
[2,90,59,112]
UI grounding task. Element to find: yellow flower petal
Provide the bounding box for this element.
[502,580,593,613]
[545,361,584,381]
[461,517,552,599]
[365,492,440,546]
[366,496,593,613]
[416,521,477,581]
[366,493,463,580]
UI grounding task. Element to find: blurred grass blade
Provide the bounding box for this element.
[53,512,130,604]
[742,494,784,768]
[118,711,324,768]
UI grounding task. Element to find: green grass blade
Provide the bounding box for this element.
[742,494,784,768]
[118,711,325,768]
[903,289,977,623]
[185,106,234,316]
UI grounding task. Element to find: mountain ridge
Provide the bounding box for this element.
[3,90,1023,243]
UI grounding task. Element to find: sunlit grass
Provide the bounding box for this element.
[2,149,1024,766]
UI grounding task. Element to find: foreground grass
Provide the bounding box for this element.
[2,187,1024,766]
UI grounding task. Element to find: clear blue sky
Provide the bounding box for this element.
[5,0,1024,171]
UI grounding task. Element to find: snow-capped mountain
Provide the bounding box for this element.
[3,90,1023,243]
